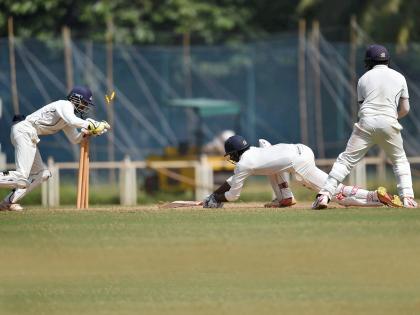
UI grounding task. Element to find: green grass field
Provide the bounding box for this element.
[1,206,420,315]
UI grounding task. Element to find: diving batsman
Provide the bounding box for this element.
[203,135,402,209]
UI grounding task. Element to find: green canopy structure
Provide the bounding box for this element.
[167,98,241,117]
[167,98,241,153]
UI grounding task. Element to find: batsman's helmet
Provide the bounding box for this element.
[364,44,390,70]
[67,86,94,117]
[224,135,250,163]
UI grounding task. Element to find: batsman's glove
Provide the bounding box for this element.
[86,119,111,135]
[203,194,223,208]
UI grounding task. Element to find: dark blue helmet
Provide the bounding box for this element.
[67,86,94,117]
[364,44,390,69]
[224,135,250,162]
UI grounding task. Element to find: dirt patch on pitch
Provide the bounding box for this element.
[25,201,347,212]
[79,201,345,211]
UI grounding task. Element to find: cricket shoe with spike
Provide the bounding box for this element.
[403,197,417,208]
[0,201,24,211]
[376,187,403,208]
[264,197,296,208]
[312,194,330,210]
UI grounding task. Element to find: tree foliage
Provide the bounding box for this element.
[1,0,420,45]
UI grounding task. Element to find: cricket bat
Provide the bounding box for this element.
[159,200,203,209]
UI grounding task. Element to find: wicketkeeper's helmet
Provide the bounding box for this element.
[224,135,250,163]
[67,86,94,118]
[364,44,390,70]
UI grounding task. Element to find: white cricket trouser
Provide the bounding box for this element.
[1,120,50,200]
[292,144,381,207]
[4,169,51,204]
[9,120,46,180]
[258,139,294,200]
[321,116,413,198]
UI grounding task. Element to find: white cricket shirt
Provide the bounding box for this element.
[25,100,90,143]
[357,65,409,119]
[225,144,298,201]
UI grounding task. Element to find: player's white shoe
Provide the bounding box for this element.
[312,194,330,210]
[264,197,296,208]
[376,187,403,208]
[403,197,417,208]
[0,201,24,211]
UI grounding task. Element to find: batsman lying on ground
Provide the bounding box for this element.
[203,135,402,209]
[0,86,110,211]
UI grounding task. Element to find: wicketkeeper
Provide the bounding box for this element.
[313,44,416,209]
[202,135,401,209]
[0,86,110,211]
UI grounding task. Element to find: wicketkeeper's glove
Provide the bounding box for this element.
[203,194,223,208]
[86,119,111,135]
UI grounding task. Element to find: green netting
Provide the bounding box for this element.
[0,35,420,163]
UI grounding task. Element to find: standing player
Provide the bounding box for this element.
[313,44,416,209]
[202,135,401,209]
[0,86,110,211]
